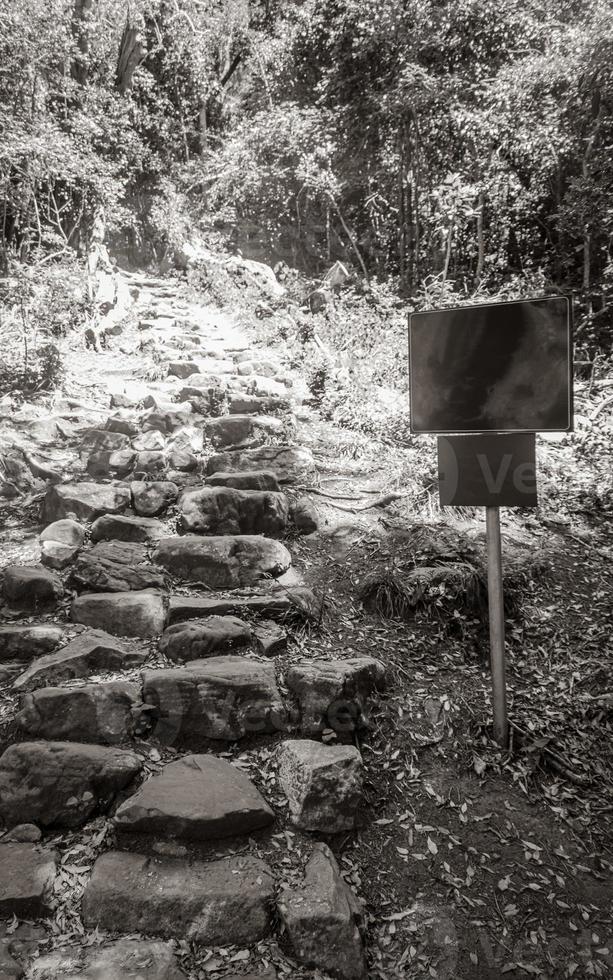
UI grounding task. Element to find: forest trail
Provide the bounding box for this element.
[0,270,612,980]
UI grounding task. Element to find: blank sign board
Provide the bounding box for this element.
[409,297,573,433]
[438,433,537,507]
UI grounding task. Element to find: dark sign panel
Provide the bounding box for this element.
[409,297,573,433]
[438,433,537,507]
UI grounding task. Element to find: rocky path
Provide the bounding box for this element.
[0,273,386,980]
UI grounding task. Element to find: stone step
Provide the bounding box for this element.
[91,513,167,544]
[179,486,289,537]
[3,566,63,609]
[72,591,167,637]
[278,740,362,833]
[114,753,274,841]
[167,584,318,624]
[70,541,167,593]
[82,850,275,945]
[202,414,285,450]
[142,655,287,743]
[131,480,179,516]
[286,657,387,737]
[30,939,186,980]
[0,625,64,662]
[16,681,142,744]
[0,741,142,829]
[42,482,131,523]
[0,843,57,919]
[159,616,252,662]
[154,535,291,588]
[206,445,315,484]
[203,470,281,492]
[12,629,146,692]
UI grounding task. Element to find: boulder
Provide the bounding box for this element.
[0,741,142,829]
[291,497,319,535]
[91,513,166,544]
[203,415,283,450]
[40,518,85,570]
[227,393,290,415]
[134,451,167,477]
[70,541,166,593]
[105,413,140,437]
[166,361,200,379]
[81,429,130,454]
[167,446,197,472]
[0,625,63,663]
[30,940,186,980]
[82,851,274,945]
[114,754,274,841]
[179,487,289,537]
[12,629,145,692]
[3,566,63,608]
[142,655,287,743]
[278,741,362,833]
[133,430,166,453]
[206,446,315,484]
[131,481,179,516]
[204,470,281,492]
[86,449,136,479]
[286,657,387,737]
[236,358,279,378]
[0,824,41,843]
[243,375,287,398]
[278,844,366,979]
[142,410,192,435]
[0,844,57,918]
[42,482,130,523]
[154,535,291,588]
[16,681,141,744]
[72,591,167,637]
[159,616,252,662]
[253,620,287,656]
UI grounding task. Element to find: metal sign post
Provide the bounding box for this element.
[485,506,509,748]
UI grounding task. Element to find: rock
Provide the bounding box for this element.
[0,942,21,980]
[0,844,57,918]
[159,616,252,662]
[105,413,140,437]
[81,428,130,453]
[286,657,387,737]
[206,446,315,484]
[40,519,85,569]
[154,535,291,588]
[236,358,279,378]
[142,410,192,434]
[42,482,131,523]
[142,655,287,743]
[167,587,316,624]
[86,449,136,479]
[227,393,290,415]
[72,591,167,637]
[0,824,42,843]
[278,843,366,980]
[203,415,283,450]
[16,681,141,744]
[291,497,319,534]
[278,741,362,833]
[179,487,289,537]
[134,450,167,477]
[0,625,63,662]
[0,742,142,829]
[243,375,287,398]
[204,470,281,492]
[167,446,197,471]
[70,541,166,593]
[133,430,166,453]
[82,851,274,945]
[115,754,274,841]
[253,620,287,656]
[12,629,145,692]
[166,361,200,379]
[3,566,63,608]
[225,974,277,980]
[131,481,179,516]
[110,393,137,409]
[236,257,285,298]
[30,939,186,980]
[91,513,166,544]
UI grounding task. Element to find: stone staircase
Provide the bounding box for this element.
[0,274,386,980]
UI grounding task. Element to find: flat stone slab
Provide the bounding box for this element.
[42,482,131,523]
[82,851,274,945]
[202,415,284,450]
[0,625,63,663]
[16,681,141,744]
[0,843,57,918]
[227,393,290,415]
[115,754,274,840]
[91,513,166,543]
[206,445,315,484]
[278,740,362,833]
[3,566,63,608]
[167,588,315,624]
[0,741,142,829]
[70,541,167,593]
[204,470,281,492]
[179,487,289,536]
[154,535,291,588]
[159,616,252,662]
[12,629,145,692]
[143,655,287,743]
[30,939,186,980]
[72,591,167,637]
[278,843,366,980]
[286,657,387,736]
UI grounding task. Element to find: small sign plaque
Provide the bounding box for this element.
[438,433,537,507]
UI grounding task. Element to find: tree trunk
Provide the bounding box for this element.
[475,191,485,283]
[116,20,147,94]
[71,0,93,85]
